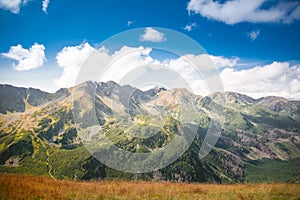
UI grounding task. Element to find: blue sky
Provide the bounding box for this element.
[1,0,300,99]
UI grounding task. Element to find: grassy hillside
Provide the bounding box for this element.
[245,158,300,183]
[0,174,299,200]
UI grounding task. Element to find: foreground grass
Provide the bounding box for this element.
[0,174,299,200]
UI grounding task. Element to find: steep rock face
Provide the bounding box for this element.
[0,82,299,183]
[0,84,52,113]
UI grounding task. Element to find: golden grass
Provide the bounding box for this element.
[0,174,299,200]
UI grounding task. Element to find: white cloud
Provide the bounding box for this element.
[159,54,238,95]
[248,30,260,41]
[209,55,238,68]
[54,43,300,99]
[54,42,96,88]
[99,46,154,82]
[220,62,300,99]
[2,43,46,71]
[287,4,300,23]
[42,0,49,13]
[183,22,197,31]
[0,0,28,14]
[140,27,166,43]
[290,79,300,93]
[54,43,221,95]
[187,0,300,24]
[127,20,135,26]
[101,50,300,99]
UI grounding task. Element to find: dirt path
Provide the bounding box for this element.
[30,128,56,180]
[45,149,56,180]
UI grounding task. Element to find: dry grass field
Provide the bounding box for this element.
[0,174,299,200]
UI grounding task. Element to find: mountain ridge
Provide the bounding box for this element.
[1,82,298,114]
[0,81,299,183]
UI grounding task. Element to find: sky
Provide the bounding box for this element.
[0,0,300,99]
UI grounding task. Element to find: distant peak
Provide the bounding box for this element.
[105,80,118,85]
[151,86,166,92]
[258,96,288,102]
[209,91,256,105]
[144,86,166,96]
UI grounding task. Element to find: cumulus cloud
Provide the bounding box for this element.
[2,43,46,71]
[187,0,300,24]
[99,46,154,82]
[54,43,227,95]
[140,27,166,43]
[209,55,239,68]
[183,22,197,31]
[220,62,300,99]
[54,42,96,88]
[0,0,28,14]
[248,30,260,41]
[42,0,49,13]
[54,43,300,99]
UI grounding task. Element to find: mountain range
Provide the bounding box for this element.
[0,81,299,183]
